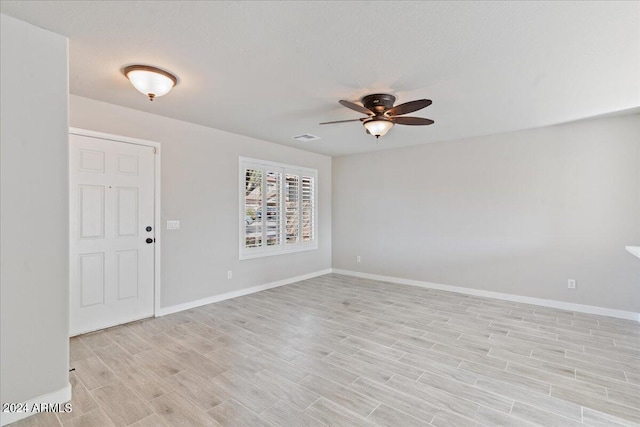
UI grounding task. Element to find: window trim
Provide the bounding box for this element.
[239,157,318,260]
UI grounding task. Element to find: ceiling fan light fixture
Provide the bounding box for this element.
[319,94,433,141]
[363,118,394,138]
[123,65,177,101]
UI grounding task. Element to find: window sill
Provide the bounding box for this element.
[626,246,640,260]
[239,244,318,260]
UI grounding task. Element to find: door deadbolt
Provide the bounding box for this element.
[146,226,152,232]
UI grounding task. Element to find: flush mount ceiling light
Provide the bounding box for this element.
[320,93,434,140]
[123,65,177,101]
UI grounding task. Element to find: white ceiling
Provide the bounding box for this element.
[2,1,639,156]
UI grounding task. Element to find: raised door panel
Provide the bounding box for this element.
[79,185,105,239]
[79,149,105,173]
[117,154,139,176]
[116,187,138,237]
[80,253,105,307]
[116,250,138,300]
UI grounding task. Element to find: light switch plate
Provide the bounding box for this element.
[167,220,180,230]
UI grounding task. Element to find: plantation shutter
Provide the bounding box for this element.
[285,174,299,244]
[244,169,263,248]
[240,158,317,259]
[301,175,314,242]
[265,171,281,246]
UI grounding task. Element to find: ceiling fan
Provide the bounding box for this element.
[320,93,434,139]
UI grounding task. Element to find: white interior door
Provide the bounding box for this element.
[69,133,156,336]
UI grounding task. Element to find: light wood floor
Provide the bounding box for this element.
[11,273,640,426]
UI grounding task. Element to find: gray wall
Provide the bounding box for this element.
[1,14,69,405]
[69,95,332,309]
[333,114,640,313]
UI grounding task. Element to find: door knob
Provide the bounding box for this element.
[146,238,154,244]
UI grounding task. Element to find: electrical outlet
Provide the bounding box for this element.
[227,270,232,279]
[356,256,361,263]
[166,220,180,230]
[568,279,576,289]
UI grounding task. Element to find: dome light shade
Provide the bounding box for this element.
[124,65,177,101]
[363,118,394,138]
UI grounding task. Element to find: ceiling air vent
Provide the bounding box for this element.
[292,133,321,142]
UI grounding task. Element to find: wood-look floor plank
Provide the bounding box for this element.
[473,406,537,426]
[298,374,380,417]
[250,369,320,410]
[246,351,311,383]
[71,356,117,391]
[132,349,186,378]
[206,398,272,427]
[322,351,394,384]
[260,400,327,427]
[392,341,462,367]
[92,343,138,372]
[458,360,550,394]
[582,407,640,427]
[56,372,97,424]
[290,354,361,386]
[506,361,608,397]
[473,377,583,421]
[349,377,438,422]
[163,368,228,411]
[418,371,513,414]
[90,380,152,426]
[15,273,640,427]
[127,413,170,427]
[113,364,173,402]
[9,412,61,427]
[304,398,373,427]
[60,408,115,427]
[79,331,114,350]
[148,391,219,427]
[531,348,628,382]
[208,371,280,413]
[551,385,640,424]
[401,354,478,385]
[108,327,153,356]
[367,403,432,427]
[430,410,481,427]
[69,337,93,363]
[340,336,406,360]
[386,374,479,418]
[509,401,584,427]
[350,349,424,380]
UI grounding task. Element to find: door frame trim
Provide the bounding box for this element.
[69,127,162,327]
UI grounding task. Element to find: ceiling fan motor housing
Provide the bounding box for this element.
[362,93,396,114]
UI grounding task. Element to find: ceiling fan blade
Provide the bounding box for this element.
[391,116,435,125]
[319,118,364,125]
[386,99,432,116]
[339,100,373,115]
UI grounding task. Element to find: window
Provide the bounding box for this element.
[240,157,317,259]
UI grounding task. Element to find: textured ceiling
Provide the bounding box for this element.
[2,1,639,156]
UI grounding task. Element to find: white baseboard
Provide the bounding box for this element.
[332,269,640,322]
[156,269,332,317]
[1,383,71,426]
